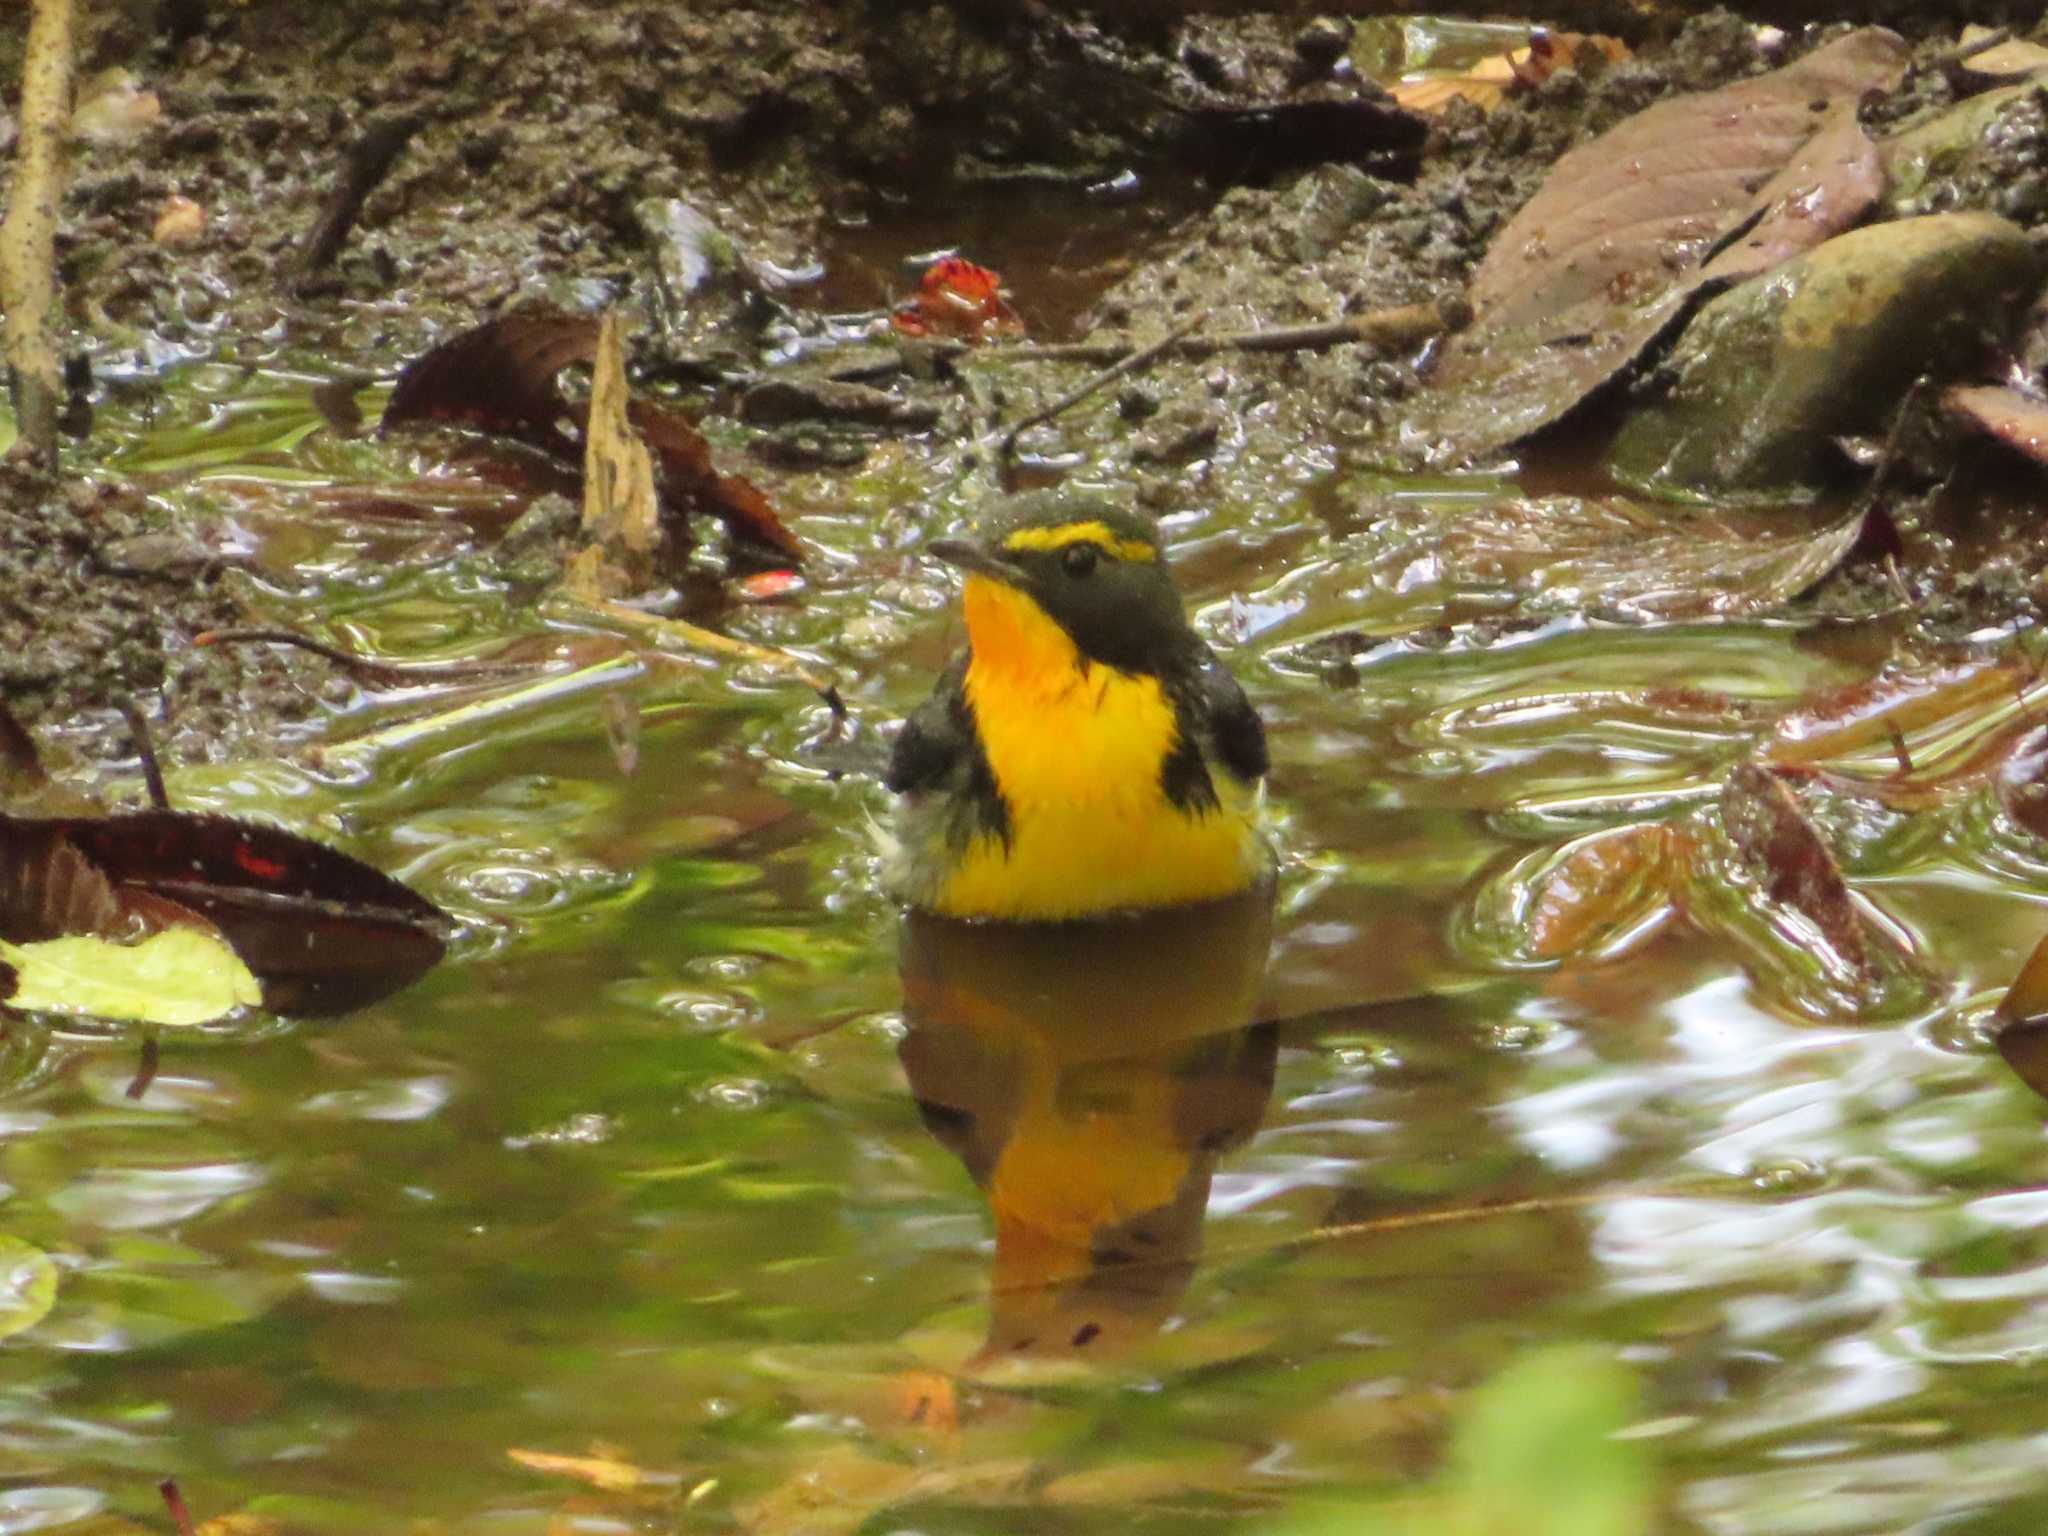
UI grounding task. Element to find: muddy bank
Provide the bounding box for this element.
[7,4,2048,763]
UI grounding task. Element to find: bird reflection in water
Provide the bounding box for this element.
[896,882,1275,1364]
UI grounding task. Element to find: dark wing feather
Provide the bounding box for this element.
[1193,649,1268,784]
[886,655,971,796]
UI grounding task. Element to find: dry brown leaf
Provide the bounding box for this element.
[1422,28,1907,455]
[1945,383,2048,466]
[1524,824,1682,960]
[888,1367,960,1435]
[1389,32,1627,117]
[508,1446,663,1493]
[1956,23,2048,81]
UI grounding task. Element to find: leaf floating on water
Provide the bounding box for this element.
[0,1235,58,1340]
[507,1446,667,1494]
[0,811,451,1019]
[0,929,260,1027]
[1420,28,1908,456]
[1696,763,1927,1020]
[381,308,801,564]
[1469,824,1683,967]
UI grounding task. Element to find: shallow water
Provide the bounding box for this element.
[4,347,2048,1536]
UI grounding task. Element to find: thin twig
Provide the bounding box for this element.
[195,627,534,686]
[1931,26,2013,73]
[318,652,645,765]
[997,308,1213,461]
[0,0,79,463]
[577,597,845,715]
[292,112,423,282]
[158,1480,198,1536]
[954,298,1463,371]
[127,1029,160,1101]
[115,695,170,811]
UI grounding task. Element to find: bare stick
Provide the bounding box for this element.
[0,0,79,463]
[576,596,844,716]
[997,307,1213,460]
[292,112,423,281]
[195,627,533,685]
[158,1480,198,1536]
[953,297,1464,372]
[115,695,170,811]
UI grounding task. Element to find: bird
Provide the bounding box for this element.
[882,487,1271,922]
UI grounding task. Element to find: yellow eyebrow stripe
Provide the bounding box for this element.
[999,520,1157,563]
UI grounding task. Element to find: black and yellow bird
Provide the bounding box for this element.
[884,488,1272,921]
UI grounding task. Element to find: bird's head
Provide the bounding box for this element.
[929,489,1192,678]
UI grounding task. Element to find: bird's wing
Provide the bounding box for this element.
[885,655,973,796]
[1192,649,1268,784]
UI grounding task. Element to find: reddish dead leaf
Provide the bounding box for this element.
[888,1368,960,1435]
[0,811,450,1017]
[1720,765,1875,978]
[1524,824,1683,961]
[1768,660,2025,762]
[891,257,1025,342]
[1945,383,2048,467]
[1423,28,1907,454]
[733,568,801,602]
[381,309,801,564]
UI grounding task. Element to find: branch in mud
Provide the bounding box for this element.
[292,111,423,283]
[0,0,79,464]
[946,296,1466,370]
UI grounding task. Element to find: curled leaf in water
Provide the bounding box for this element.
[0,1235,58,1340]
[1692,763,1929,1021]
[1463,823,1683,967]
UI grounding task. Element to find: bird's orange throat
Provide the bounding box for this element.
[941,576,1266,921]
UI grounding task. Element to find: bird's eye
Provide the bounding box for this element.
[1061,543,1100,578]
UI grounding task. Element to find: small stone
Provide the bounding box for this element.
[152,195,205,247]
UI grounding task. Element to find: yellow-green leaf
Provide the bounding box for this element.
[0,1236,58,1340]
[0,928,261,1026]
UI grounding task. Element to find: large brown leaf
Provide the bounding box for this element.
[0,811,451,1017]
[382,309,802,563]
[1420,29,1907,457]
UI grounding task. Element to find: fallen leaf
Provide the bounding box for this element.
[891,256,1025,341]
[0,928,261,1026]
[1954,23,2048,83]
[1506,824,1682,963]
[0,811,450,1017]
[1997,724,2048,840]
[1421,28,1908,456]
[1944,382,2048,467]
[382,309,801,564]
[0,1235,58,1340]
[508,1447,662,1494]
[1695,762,1927,1019]
[1389,31,1628,116]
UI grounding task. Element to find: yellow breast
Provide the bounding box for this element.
[935,577,1265,921]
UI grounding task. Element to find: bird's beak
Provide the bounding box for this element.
[928,538,1025,585]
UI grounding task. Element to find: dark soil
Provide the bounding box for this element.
[5,3,2048,765]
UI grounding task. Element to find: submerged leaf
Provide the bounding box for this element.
[1945,383,2048,467]
[891,257,1024,342]
[0,1236,58,1340]
[0,928,260,1027]
[1472,823,1683,965]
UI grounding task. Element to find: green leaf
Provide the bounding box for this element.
[0,1236,58,1340]
[0,928,262,1026]
[1450,1346,1651,1536]
[1261,1346,1653,1536]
